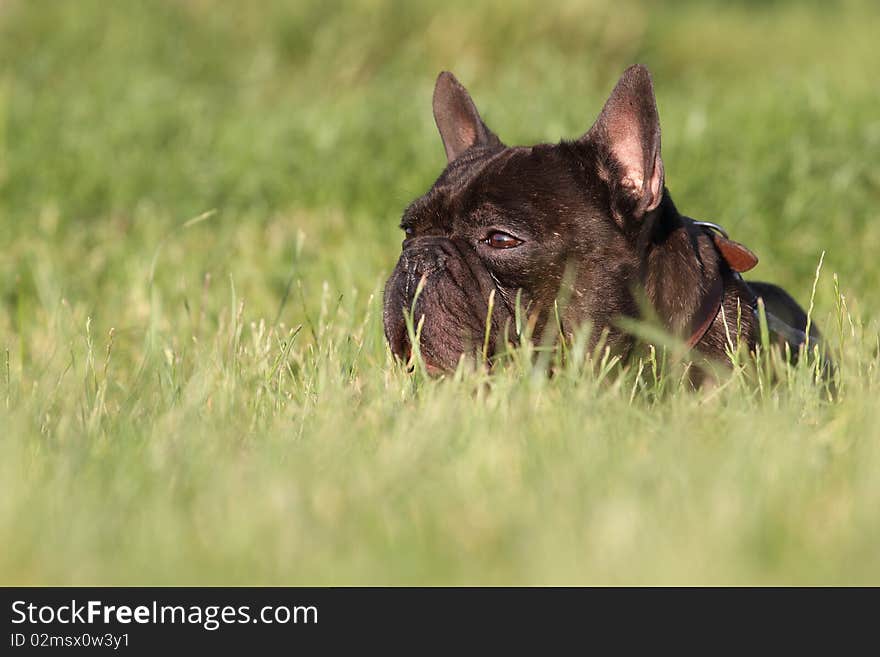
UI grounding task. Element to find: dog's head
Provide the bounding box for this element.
[383,65,666,373]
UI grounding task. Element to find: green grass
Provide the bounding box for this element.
[1,0,879,585]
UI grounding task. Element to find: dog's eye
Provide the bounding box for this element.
[485,231,522,249]
[403,226,415,237]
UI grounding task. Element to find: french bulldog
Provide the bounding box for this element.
[383,65,820,374]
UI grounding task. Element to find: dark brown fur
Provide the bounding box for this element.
[383,66,817,373]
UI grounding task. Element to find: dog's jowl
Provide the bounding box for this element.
[383,65,820,374]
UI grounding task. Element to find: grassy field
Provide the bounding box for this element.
[1,0,879,585]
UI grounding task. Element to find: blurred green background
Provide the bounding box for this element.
[0,0,878,584]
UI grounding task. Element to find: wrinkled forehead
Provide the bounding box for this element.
[403,144,590,229]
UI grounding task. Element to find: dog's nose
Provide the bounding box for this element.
[384,234,514,376]
[384,237,461,375]
[401,236,452,278]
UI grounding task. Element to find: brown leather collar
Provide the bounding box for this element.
[685,221,759,349]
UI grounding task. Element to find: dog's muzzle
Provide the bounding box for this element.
[383,236,513,373]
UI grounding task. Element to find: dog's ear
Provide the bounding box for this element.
[433,71,503,163]
[583,65,664,218]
